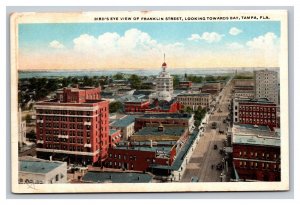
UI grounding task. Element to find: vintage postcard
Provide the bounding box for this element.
[10,10,289,193]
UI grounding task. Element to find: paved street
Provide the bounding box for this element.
[181,79,234,182]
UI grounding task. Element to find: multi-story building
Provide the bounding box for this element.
[124,99,150,113]
[231,124,280,181]
[156,57,173,95]
[19,156,67,184]
[109,129,121,148]
[35,86,109,165]
[176,93,211,110]
[179,81,192,89]
[104,124,189,172]
[233,98,278,129]
[233,79,254,87]
[254,69,279,104]
[134,113,194,133]
[110,115,136,141]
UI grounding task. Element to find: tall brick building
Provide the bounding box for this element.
[35,87,109,165]
[233,98,278,129]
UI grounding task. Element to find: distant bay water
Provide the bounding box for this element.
[18,68,240,79]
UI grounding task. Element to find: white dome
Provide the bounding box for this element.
[158,90,171,101]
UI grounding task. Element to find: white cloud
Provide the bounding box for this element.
[246,32,278,49]
[49,40,65,49]
[188,32,223,43]
[227,42,244,50]
[229,27,242,36]
[72,28,185,63]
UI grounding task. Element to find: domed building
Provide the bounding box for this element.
[157,83,172,102]
[149,54,174,102]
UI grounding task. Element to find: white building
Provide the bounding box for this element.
[110,115,135,140]
[19,157,67,184]
[254,69,279,104]
[176,93,211,110]
[150,55,173,102]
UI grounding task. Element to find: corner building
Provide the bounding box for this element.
[35,87,109,165]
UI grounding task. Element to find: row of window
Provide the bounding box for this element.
[109,153,137,161]
[239,106,276,112]
[238,151,279,159]
[44,137,90,144]
[38,110,93,115]
[238,161,281,171]
[238,112,276,118]
[239,118,276,124]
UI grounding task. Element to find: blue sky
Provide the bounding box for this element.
[19,21,280,49]
[18,21,281,69]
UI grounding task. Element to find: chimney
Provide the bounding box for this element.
[49,156,52,161]
[150,140,153,148]
[158,123,164,132]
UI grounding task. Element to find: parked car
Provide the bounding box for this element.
[212,122,217,129]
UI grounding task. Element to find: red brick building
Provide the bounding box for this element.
[179,81,192,89]
[145,99,182,113]
[124,99,150,113]
[125,99,182,114]
[232,134,280,181]
[35,87,109,165]
[104,124,189,172]
[104,145,177,171]
[233,98,278,129]
[134,113,194,133]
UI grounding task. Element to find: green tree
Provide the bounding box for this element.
[185,106,193,114]
[113,73,124,80]
[109,101,123,113]
[172,75,180,88]
[129,74,141,89]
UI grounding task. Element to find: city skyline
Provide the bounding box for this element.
[19,21,281,70]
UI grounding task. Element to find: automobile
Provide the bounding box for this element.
[211,122,217,129]
[216,163,223,171]
[191,176,199,182]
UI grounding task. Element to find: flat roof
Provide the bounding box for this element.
[177,93,210,97]
[139,113,192,120]
[110,115,136,128]
[150,129,199,171]
[19,160,64,174]
[114,145,172,153]
[232,124,277,137]
[109,129,120,135]
[134,126,186,137]
[82,171,153,183]
[235,98,275,104]
[232,134,280,147]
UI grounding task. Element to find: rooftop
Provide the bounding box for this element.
[139,113,192,120]
[235,98,275,104]
[114,145,173,153]
[109,129,120,135]
[232,134,280,147]
[150,129,199,171]
[82,171,153,183]
[177,93,210,97]
[134,126,186,137]
[19,160,64,174]
[232,123,278,138]
[110,115,136,128]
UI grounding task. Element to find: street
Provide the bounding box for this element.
[181,78,234,182]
